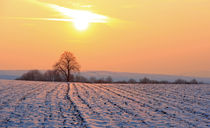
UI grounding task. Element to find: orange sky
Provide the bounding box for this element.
[0,0,210,77]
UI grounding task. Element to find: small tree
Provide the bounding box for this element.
[54,51,80,82]
[140,77,151,84]
[43,70,63,81]
[189,79,198,84]
[173,79,187,84]
[128,78,136,83]
[97,78,105,83]
[17,70,43,81]
[105,76,113,83]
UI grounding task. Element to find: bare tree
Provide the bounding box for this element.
[128,78,136,83]
[54,51,80,82]
[105,76,113,83]
[189,79,198,84]
[17,70,43,81]
[43,70,63,81]
[173,79,187,84]
[139,77,151,84]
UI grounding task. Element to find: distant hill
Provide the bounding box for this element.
[0,70,210,83]
[0,70,28,77]
[79,71,210,83]
[0,75,19,80]
[0,70,28,80]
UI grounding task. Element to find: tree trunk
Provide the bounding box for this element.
[67,69,70,82]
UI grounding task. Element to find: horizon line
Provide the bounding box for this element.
[0,69,210,79]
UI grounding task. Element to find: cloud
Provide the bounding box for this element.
[49,4,108,23]
[1,0,122,28]
[14,0,109,24]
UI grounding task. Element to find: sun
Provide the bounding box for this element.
[73,19,89,31]
[49,4,109,31]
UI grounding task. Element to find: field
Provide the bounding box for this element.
[0,80,209,127]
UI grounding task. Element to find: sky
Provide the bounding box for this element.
[0,0,210,77]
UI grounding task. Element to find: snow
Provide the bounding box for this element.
[0,80,209,127]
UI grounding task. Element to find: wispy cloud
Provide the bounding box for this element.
[1,0,122,29]
[49,4,108,23]
[18,0,109,24]
[4,17,74,22]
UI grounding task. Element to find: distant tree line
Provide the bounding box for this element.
[16,51,203,84]
[16,70,63,82]
[113,77,201,84]
[16,70,202,84]
[16,51,80,82]
[15,69,113,83]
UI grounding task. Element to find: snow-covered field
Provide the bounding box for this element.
[0,80,209,127]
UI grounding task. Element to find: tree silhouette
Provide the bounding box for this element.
[43,70,63,81]
[54,51,80,82]
[140,77,151,84]
[17,70,43,81]
[105,76,113,83]
[128,78,136,83]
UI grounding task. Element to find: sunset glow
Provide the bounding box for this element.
[1,1,210,127]
[73,19,89,31]
[1,0,210,77]
[49,4,108,30]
